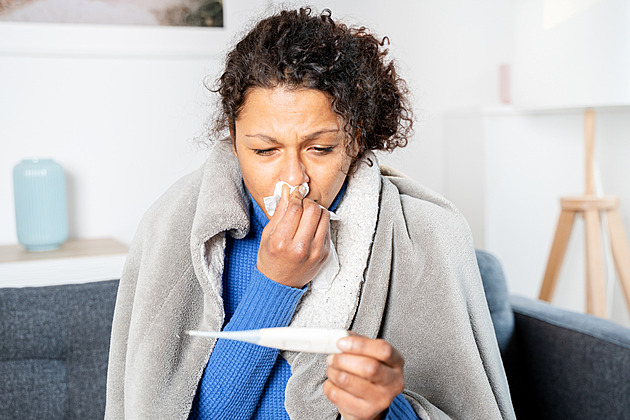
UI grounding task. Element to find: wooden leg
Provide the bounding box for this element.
[539,209,576,302]
[606,209,630,311]
[584,209,607,316]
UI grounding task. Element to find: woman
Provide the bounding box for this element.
[105,8,515,420]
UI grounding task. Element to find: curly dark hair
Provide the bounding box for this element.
[211,7,413,161]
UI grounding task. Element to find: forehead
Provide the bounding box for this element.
[237,87,336,124]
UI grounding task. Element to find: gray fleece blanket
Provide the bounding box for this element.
[105,141,515,419]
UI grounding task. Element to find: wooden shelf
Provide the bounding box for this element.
[0,238,128,288]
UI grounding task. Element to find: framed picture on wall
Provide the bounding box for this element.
[0,0,223,27]
[0,0,230,58]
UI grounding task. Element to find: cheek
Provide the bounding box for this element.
[236,154,267,201]
[241,161,271,191]
[308,158,350,206]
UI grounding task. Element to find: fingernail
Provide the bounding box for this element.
[326,354,333,365]
[337,338,351,352]
[297,184,308,197]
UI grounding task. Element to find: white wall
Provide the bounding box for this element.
[1,0,515,246]
[0,54,211,243]
[0,0,265,246]
[349,0,515,191]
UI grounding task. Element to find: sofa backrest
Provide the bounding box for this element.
[475,250,515,355]
[0,280,119,420]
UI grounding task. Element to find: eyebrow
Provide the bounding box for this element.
[245,128,340,143]
[303,128,339,141]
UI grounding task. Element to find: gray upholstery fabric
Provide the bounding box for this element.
[475,250,515,354]
[474,249,630,420]
[507,296,630,420]
[0,280,119,420]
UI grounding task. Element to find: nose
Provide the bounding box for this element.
[280,151,309,187]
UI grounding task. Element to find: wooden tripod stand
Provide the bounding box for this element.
[539,110,630,317]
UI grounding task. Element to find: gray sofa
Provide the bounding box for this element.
[1,251,629,419]
[0,280,118,419]
[476,250,630,419]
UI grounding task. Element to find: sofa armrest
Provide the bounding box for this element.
[504,295,630,420]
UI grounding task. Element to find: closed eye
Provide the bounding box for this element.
[312,146,335,154]
[253,148,277,156]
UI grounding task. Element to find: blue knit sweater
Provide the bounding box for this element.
[189,190,418,419]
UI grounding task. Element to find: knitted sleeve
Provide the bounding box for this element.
[189,268,305,420]
[386,393,421,419]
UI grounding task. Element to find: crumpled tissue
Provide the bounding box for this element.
[263,181,340,290]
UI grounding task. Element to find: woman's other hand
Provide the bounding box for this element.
[324,334,406,420]
[257,184,331,288]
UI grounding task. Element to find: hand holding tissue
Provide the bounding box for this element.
[263,181,340,221]
[258,181,340,291]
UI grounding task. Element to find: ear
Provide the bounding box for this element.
[228,120,237,156]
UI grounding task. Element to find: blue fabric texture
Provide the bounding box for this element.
[385,394,419,419]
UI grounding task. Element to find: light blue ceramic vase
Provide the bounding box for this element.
[13,159,69,251]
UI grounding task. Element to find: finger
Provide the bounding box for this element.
[326,365,403,402]
[268,184,291,225]
[337,336,404,368]
[327,353,399,385]
[292,199,325,249]
[272,187,305,239]
[323,379,390,420]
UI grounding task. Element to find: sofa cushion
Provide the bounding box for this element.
[475,250,515,354]
[1,359,67,418]
[0,280,119,420]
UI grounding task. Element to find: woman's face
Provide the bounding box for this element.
[232,87,353,219]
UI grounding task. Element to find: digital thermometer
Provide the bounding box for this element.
[186,327,349,354]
